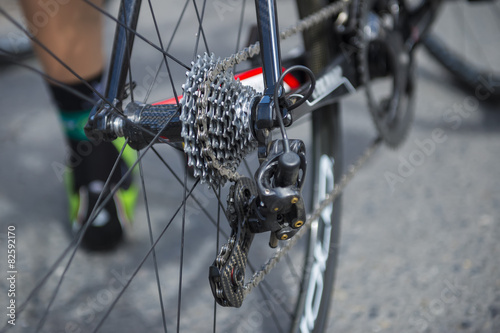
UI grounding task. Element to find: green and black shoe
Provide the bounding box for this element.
[65,138,138,251]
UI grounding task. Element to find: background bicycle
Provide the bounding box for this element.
[0,0,499,332]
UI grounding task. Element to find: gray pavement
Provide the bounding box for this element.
[0,1,499,332]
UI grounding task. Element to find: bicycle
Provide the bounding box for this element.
[0,0,498,332]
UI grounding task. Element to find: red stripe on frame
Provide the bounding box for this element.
[152,67,300,105]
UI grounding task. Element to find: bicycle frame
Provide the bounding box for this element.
[88,0,444,147]
[99,0,286,107]
[254,0,283,133]
[91,0,355,146]
[105,0,142,105]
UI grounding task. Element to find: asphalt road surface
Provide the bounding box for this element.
[0,1,499,332]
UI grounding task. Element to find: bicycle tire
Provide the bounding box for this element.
[422,33,500,97]
[293,0,343,332]
[422,0,500,98]
[2,1,343,332]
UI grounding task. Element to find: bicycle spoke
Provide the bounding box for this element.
[0,55,96,106]
[11,142,129,323]
[235,0,246,54]
[248,260,295,318]
[0,6,170,137]
[150,148,230,239]
[176,166,189,333]
[92,178,201,332]
[1,1,360,331]
[0,32,176,149]
[233,0,247,73]
[211,184,228,221]
[166,0,190,52]
[81,0,191,70]
[145,0,181,105]
[147,0,166,55]
[139,159,168,333]
[13,234,77,322]
[34,139,130,332]
[17,101,181,326]
[213,186,221,333]
[0,8,121,114]
[284,253,301,284]
[191,0,210,59]
[256,285,286,333]
[136,0,191,107]
[243,159,253,176]
[151,149,231,245]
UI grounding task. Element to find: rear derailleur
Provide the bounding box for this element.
[209,139,307,307]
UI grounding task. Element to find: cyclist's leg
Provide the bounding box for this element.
[19,0,104,83]
[19,0,138,250]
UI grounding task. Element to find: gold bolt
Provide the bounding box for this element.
[274,207,279,212]
[291,197,299,204]
[280,234,288,240]
[294,220,304,228]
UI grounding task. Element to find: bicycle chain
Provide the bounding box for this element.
[182,0,352,187]
[199,0,371,298]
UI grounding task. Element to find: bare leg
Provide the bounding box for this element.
[20,0,104,84]
[19,0,137,251]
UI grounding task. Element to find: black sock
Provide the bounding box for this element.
[48,74,130,191]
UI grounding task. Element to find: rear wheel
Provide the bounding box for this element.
[2,1,343,332]
[293,0,343,332]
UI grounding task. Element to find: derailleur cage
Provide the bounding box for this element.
[209,178,256,308]
[209,139,307,307]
